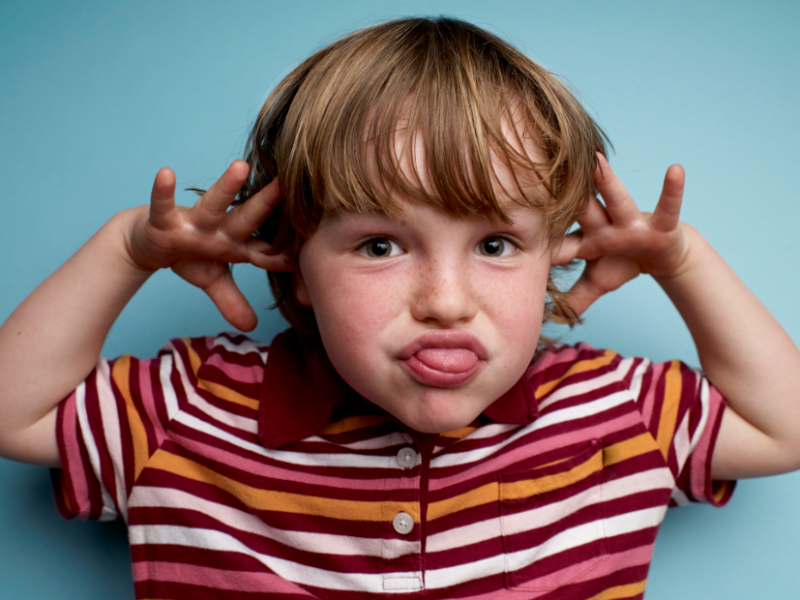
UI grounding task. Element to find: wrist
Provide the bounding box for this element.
[103,208,160,277]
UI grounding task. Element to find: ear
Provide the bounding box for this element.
[293,273,312,307]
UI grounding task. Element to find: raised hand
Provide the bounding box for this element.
[552,154,689,317]
[126,161,291,331]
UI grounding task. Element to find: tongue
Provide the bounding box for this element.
[415,349,478,374]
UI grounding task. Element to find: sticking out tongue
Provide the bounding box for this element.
[415,348,479,374]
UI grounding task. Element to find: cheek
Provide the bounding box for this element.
[482,267,549,348]
[308,267,406,350]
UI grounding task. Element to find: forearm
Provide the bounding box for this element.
[0,208,152,465]
[656,226,800,477]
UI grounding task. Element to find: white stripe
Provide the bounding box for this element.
[425,506,665,589]
[96,360,128,521]
[427,467,673,552]
[536,357,635,411]
[690,375,711,453]
[129,525,418,593]
[171,348,258,434]
[76,371,117,521]
[673,409,691,472]
[128,487,419,559]
[211,334,265,356]
[670,487,690,506]
[628,358,650,410]
[159,353,179,421]
[431,390,632,469]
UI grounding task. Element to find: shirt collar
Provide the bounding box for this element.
[258,328,540,449]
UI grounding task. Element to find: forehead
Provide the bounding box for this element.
[323,113,550,225]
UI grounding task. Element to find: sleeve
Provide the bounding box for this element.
[50,349,177,522]
[630,357,735,508]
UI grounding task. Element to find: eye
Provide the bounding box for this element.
[358,237,402,258]
[476,236,517,258]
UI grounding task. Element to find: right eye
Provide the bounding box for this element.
[358,237,402,258]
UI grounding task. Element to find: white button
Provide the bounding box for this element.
[396,447,418,469]
[393,512,414,535]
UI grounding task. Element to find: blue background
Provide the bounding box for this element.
[1,0,799,597]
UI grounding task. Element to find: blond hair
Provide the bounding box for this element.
[237,16,608,336]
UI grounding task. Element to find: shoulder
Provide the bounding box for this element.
[151,332,270,393]
[157,332,269,367]
[531,342,641,388]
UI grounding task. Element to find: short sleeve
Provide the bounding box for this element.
[51,333,270,522]
[50,350,176,522]
[630,357,735,507]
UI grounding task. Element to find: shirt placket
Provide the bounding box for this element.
[381,432,424,591]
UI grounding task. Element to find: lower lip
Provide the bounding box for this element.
[400,355,484,388]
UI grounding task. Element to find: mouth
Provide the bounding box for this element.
[397,329,488,388]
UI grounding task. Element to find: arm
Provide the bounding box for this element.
[553,154,800,480]
[0,161,287,467]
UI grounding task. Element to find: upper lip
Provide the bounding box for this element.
[397,329,489,360]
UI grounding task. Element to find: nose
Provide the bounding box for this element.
[410,258,478,325]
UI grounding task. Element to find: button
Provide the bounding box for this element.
[393,512,414,535]
[396,447,418,469]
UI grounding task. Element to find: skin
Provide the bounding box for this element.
[294,201,551,434]
[0,155,799,482]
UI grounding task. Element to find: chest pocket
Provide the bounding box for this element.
[499,439,608,591]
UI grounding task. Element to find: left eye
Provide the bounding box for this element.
[476,236,516,257]
[358,237,402,258]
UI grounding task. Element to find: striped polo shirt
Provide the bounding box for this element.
[52,328,733,599]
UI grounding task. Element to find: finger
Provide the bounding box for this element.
[246,239,299,272]
[594,153,640,226]
[223,178,282,242]
[650,164,685,232]
[203,267,258,331]
[551,231,583,266]
[560,277,603,317]
[149,167,179,229]
[574,195,610,235]
[561,256,640,316]
[191,160,251,231]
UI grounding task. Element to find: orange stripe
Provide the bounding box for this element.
[604,433,660,467]
[318,414,391,435]
[535,350,617,399]
[182,339,260,411]
[439,426,478,439]
[112,357,149,480]
[184,339,202,376]
[428,448,603,520]
[500,447,603,500]
[197,379,259,411]
[148,450,419,522]
[656,361,682,460]
[587,579,647,600]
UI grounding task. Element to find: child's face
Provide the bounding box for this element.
[295,174,552,434]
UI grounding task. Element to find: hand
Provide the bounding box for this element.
[552,154,689,316]
[125,161,292,331]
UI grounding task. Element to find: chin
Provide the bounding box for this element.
[403,396,482,434]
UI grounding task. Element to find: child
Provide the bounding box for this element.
[1,15,799,599]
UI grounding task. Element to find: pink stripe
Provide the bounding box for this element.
[206,353,264,383]
[133,561,315,595]
[639,361,665,426]
[61,391,91,517]
[690,386,722,503]
[532,345,584,374]
[429,412,641,491]
[137,358,167,448]
[173,432,416,492]
[456,545,652,599]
